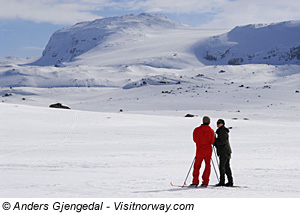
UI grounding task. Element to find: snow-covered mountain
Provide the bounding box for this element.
[32,13,192,67]
[1,15,300,90]
[196,20,300,65]
[32,15,300,67]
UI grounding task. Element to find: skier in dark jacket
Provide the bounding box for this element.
[214,119,233,186]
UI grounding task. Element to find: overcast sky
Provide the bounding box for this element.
[1,0,300,58]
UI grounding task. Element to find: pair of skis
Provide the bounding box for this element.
[170,182,209,189]
[170,182,246,189]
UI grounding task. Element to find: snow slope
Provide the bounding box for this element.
[32,13,208,68]
[1,102,300,198]
[195,20,300,65]
[1,62,300,197]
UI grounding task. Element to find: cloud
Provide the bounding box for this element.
[194,0,300,28]
[129,0,227,14]
[117,0,300,28]
[0,0,105,25]
[1,0,300,27]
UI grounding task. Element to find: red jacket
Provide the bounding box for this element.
[193,124,215,157]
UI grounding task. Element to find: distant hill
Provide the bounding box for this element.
[32,13,188,67]
[195,20,300,65]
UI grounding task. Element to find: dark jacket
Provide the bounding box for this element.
[214,126,232,158]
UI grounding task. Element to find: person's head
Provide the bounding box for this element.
[202,116,210,125]
[217,119,225,128]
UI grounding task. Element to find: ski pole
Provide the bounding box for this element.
[211,157,220,183]
[182,157,195,187]
[213,146,219,167]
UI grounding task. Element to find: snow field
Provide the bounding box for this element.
[1,103,299,197]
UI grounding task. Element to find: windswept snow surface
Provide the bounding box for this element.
[1,14,300,198]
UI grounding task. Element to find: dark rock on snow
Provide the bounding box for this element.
[49,103,71,109]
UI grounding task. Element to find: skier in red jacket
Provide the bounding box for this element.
[189,116,215,188]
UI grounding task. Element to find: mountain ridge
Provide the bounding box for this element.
[31,13,300,67]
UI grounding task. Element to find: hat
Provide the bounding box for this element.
[202,116,210,124]
[217,119,225,125]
